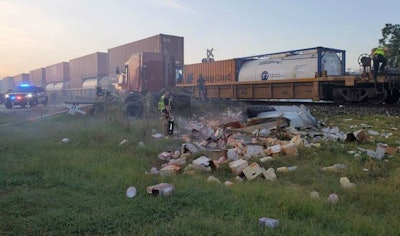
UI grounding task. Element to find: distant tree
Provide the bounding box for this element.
[379,23,400,68]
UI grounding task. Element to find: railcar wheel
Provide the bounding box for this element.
[332,88,346,104]
[367,89,387,105]
[385,89,400,104]
[125,101,143,118]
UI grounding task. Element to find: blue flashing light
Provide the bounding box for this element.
[19,83,30,87]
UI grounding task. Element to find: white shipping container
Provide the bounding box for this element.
[238,50,342,82]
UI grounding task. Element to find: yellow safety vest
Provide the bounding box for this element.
[158,95,166,111]
[158,95,172,111]
[374,48,385,56]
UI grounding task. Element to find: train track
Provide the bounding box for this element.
[192,99,400,117]
[302,102,399,117]
[254,101,400,117]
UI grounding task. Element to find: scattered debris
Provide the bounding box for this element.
[126,186,137,198]
[262,168,277,181]
[323,163,346,172]
[60,138,70,143]
[243,162,264,181]
[159,165,181,176]
[260,156,273,163]
[193,156,213,168]
[327,192,339,204]
[144,105,396,187]
[229,159,248,176]
[167,156,187,166]
[384,146,398,155]
[152,133,163,139]
[346,130,367,142]
[184,164,212,175]
[259,217,279,228]
[276,167,289,173]
[340,177,356,188]
[368,130,379,136]
[158,151,173,161]
[207,175,221,184]
[310,191,320,199]
[147,183,174,197]
[145,167,159,175]
[119,139,128,146]
[254,105,318,128]
[181,143,199,154]
[366,146,386,160]
[381,132,393,138]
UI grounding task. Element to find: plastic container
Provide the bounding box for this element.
[259,217,279,228]
[126,186,137,198]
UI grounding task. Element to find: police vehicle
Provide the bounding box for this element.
[4,84,48,108]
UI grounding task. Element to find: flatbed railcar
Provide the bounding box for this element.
[178,47,400,104]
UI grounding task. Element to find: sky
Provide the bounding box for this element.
[1,0,399,79]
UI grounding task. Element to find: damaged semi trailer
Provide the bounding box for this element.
[116,52,191,117]
[178,47,400,105]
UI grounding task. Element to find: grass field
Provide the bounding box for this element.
[1,104,400,235]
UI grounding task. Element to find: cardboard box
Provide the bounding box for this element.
[229,159,248,176]
[243,162,263,180]
[147,183,174,197]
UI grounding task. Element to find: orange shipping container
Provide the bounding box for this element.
[108,34,184,78]
[183,59,237,85]
[125,52,164,92]
[29,68,46,87]
[1,77,15,91]
[14,73,30,85]
[69,78,83,89]
[69,52,108,80]
[46,62,70,83]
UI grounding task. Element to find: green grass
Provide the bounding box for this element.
[1,109,400,235]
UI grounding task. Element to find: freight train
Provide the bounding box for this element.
[2,35,399,110]
[178,47,400,104]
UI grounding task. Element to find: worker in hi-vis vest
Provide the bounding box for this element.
[158,89,173,136]
[371,47,388,81]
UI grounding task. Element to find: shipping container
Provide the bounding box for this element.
[238,47,345,82]
[69,52,108,80]
[124,52,164,92]
[1,77,15,92]
[45,62,70,83]
[183,59,237,85]
[29,68,46,87]
[69,77,83,89]
[108,34,184,84]
[14,73,30,85]
[178,47,346,102]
